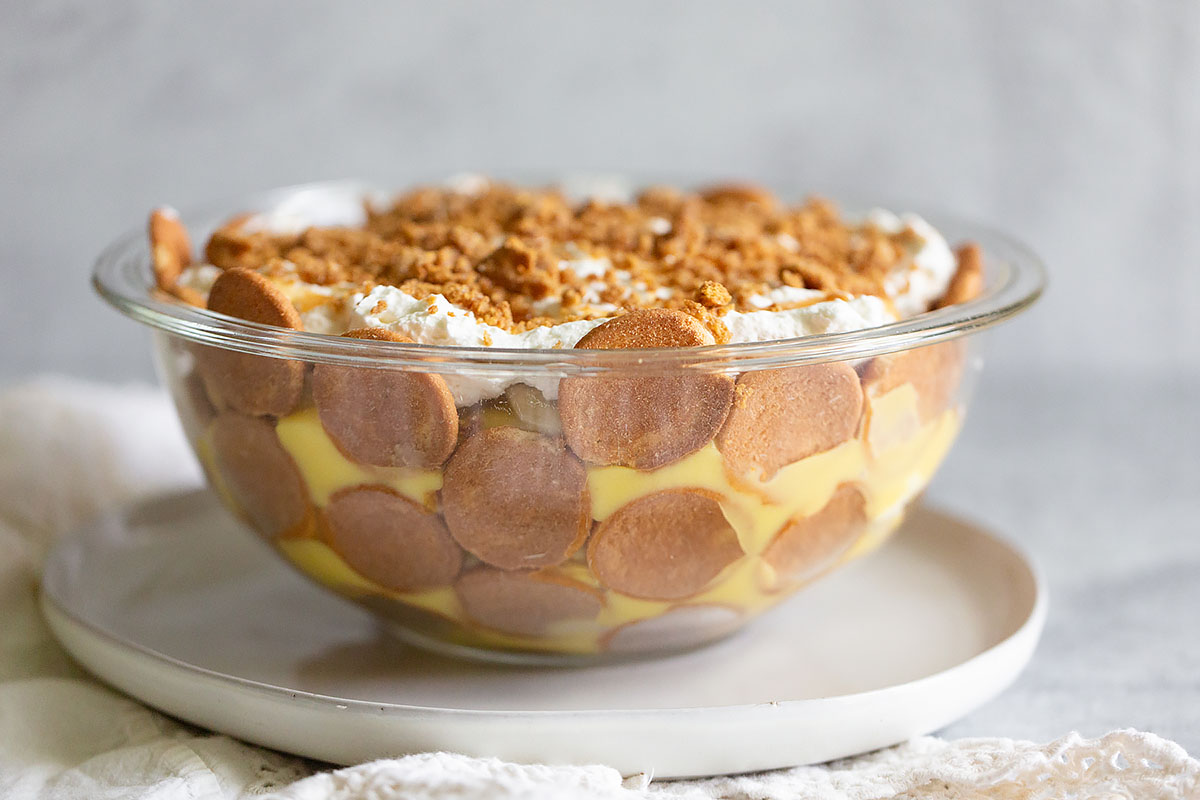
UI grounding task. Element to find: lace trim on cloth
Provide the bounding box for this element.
[662,730,1200,800]
[271,731,1199,800]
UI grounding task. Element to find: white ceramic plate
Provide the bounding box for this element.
[41,490,1045,778]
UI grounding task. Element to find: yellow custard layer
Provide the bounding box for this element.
[276,408,442,508]
[201,383,960,655]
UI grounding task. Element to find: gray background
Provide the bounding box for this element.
[2,0,1198,754]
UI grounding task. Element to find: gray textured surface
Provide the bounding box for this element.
[1,0,1197,755]
[932,367,1200,748]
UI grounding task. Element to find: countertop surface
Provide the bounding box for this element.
[928,366,1199,749]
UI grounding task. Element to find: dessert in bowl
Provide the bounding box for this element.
[95,177,1043,662]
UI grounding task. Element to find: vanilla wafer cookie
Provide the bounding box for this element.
[455,567,603,636]
[325,485,462,591]
[209,412,309,538]
[603,604,742,653]
[441,427,591,570]
[717,363,863,480]
[763,484,867,585]
[860,341,966,422]
[312,328,458,468]
[698,182,777,209]
[197,267,305,417]
[934,243,985,309]
[149,208,192,290]
[587,488,742,600]
[559,309,734,470]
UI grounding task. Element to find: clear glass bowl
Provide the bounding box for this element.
[93,181,1044,664]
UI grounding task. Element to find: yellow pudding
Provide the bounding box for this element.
[276,408,442,510]
[205,379,964,655]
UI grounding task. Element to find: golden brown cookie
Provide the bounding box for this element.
[860,341,966,422]
[441,427,591,570]
[573,308,713,350]
[698,182,777,209]
[324,485,462,591]
[197,267,305,417]
[207,266,302,328]
[203,212,276,270]
[558,309,735,470]
[934,243,985,309]
[762,484,867,585]
[312,328,458,468]
[148,208,192,290]
[587,488,743,600]
[717,363,864,480]
[209,412,310,538]
[176,368,218,435]
[454,567,603,636]
[603,604,742,653]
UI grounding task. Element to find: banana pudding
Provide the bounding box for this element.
[143,178,985,659]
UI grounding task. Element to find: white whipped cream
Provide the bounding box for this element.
[297,298,361,336]
[347,283,897,404]
[724,294,894,343]
[355,285,605,351]
[350,285,604,403]
[868,209,958,318]
[241,185,372,235]
[175,263,222,296]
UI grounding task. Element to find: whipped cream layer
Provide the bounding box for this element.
[178,185,959,405]
[349,277,894,350]
[335,280,897,405]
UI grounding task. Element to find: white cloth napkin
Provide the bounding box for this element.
[0,377,1196,800]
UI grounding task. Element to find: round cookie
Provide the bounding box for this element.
[454,567,603,637]
[197,267,305,417]
[860,340,967,422]
[717,363,864,481]
[209,412,310,538]
[603,604,742,654]
[934,243,985,309]
[558,309,735,470]
[587,488,743,601]
[441,427,591,570]
[175,368,218,438]
[762,484,867,585]
[571,306,714,350]
[312,328,459,468]
[148,207,192,290]
[324,485,462,591]
[698,182,777,209]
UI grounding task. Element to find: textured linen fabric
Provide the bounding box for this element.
[0,377,1196,799]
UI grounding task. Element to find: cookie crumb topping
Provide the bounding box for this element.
[192,181,929,333]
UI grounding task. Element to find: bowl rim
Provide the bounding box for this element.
[93,178,1045,374]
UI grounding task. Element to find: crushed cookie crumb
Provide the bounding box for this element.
[733,383,755,409]
[197,181,919,333]
[670,299,731,344]
[696,281,732,309]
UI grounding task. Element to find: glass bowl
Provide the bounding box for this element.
[93,180,1044,664]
